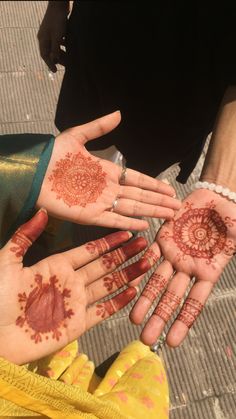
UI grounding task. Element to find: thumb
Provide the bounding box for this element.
[4,209,48,261]
[67,111,121,145]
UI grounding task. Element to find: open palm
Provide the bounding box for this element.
[37,112,180,231]
[130,189,236,346]
[0,210,154,365]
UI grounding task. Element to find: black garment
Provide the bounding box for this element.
[55,1,236,182]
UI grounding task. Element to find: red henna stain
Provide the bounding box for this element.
[142,273,168,302]
[154,290,181,323]
[96,288,137,318]
[48,152,107,207]
[121,237,147,258]
[15,274,74,343]
[103,259,150,291]
[102,237,147,269]
[85,232,130,256]
[102,248,125,269]
[173,207,227,260]
[177,298,204,328]
[10,210,48,257]
[143,248,159,265]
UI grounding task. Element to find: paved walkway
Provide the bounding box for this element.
[0,2,235,418]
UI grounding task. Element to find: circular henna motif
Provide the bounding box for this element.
[16,274,74,343]
[49,152,107,207]
[173,208,227,258]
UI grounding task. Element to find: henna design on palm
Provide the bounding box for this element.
[160,200,236,267]
[49,152,107,207]
[16,274,74,343]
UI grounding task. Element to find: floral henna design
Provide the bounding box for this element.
[177,298,204,328]
[85,232,130,256]
[101,237,147,270]
[142,274,168,302]
[96,288,137,318]
[144,248,159,265]
[160,200,236,266]
[10,231,32,257]
[103,259,150,291]
[102,249,125,269]
[154,290,181,323]
[16,274,74,343]
[103,271,128,291]
[49,152,107,207]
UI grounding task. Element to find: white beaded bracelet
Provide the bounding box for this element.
[194,181,236,203]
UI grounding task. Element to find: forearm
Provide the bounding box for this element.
[200,86,236,190]
[0,134,54,245]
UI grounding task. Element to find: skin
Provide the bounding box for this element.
[37,112,181,232]
[0,209,160,365]
[130,189,236,347]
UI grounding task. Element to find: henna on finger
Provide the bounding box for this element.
[143,247,160,266]
[103,258,151,291]
[154,290,181,323]
[101,237,147,270]
[95,288,137,319]
[85,231,132,256]
[177,297,204,328]
[142,273,168,303]
[10,210,48,257]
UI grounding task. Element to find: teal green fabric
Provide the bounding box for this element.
[0,134,55,247]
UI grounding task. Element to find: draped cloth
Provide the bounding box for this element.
[0,341,169,418]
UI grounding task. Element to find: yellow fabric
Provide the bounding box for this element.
[0,341,169,419]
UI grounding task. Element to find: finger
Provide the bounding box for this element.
[94,211,149,231]
[112,198,175,220]
[63,230,133,269]
[81,237,148,285]
[140,272,190,346]
[86,287,137,329]
[130,260,173,324]
[87,257,151,305]
[120,167,177,197]
[67,111,121,145]
[119,186,181,210]
[4,209,48,261]
[166,280,213,347]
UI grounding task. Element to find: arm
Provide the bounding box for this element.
[0,209,160,364]
[130,86,236,347]
[0,112,181,248]
[37,1,70,72]
[201,85,236,190]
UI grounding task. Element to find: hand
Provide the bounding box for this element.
[130,189,236,346]
[37,2,69,72]
[37,112,181,231]
[0,209,155,365]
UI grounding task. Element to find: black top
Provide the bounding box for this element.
[55,1,236,182]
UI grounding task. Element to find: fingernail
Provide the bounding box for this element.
[38,208,47,214]
[134,286,139,293]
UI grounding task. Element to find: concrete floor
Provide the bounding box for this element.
[0,2,236,418]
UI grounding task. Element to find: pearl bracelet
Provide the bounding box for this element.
[194,181,236,203]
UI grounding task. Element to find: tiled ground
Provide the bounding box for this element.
[0,2,235,418]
